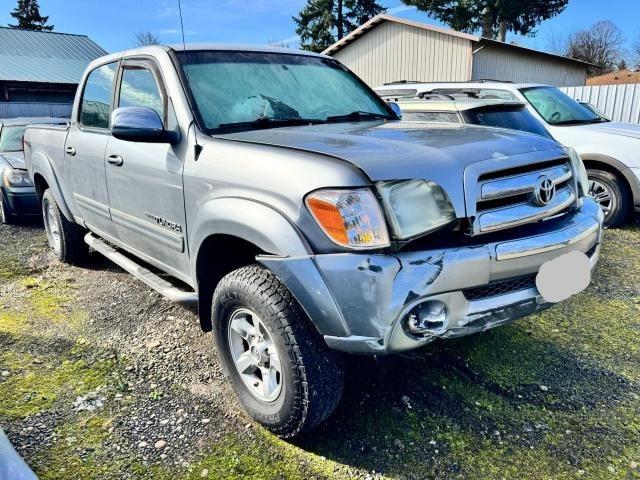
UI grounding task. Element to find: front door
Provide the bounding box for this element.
[65,61,119,240]
[104,59,189,280]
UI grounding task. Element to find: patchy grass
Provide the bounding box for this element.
[2,224,640,479]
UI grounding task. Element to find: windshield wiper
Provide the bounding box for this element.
[551,118,607,126]
[217,116,325,131]
[325,111,393,123]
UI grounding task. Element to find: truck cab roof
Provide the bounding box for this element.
[85,44,328,70]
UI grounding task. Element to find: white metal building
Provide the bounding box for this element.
[323,14,590,88]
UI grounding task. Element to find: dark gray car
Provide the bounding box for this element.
[0,117,67,223]
[24,45,603,437]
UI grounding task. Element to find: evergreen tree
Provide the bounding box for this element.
[8,0,54,31]
[294,0,385,52]
[400,0,568,42]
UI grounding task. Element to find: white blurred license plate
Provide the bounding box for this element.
[535,251,591,303]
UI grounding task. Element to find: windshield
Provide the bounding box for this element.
[0,125,27,152]
[177,51,393,132]
[461,105,553,138]
[520,86,605,125]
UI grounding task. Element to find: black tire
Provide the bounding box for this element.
[0,190,15,225]
[42,189,89,264]
[587,169,630,227]
[212,264,344,438]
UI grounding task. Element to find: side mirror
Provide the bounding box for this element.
[110,107,179,144]
[388,102,403,119]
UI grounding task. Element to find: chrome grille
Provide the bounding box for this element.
[473,159,576,234]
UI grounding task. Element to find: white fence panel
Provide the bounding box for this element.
[561,84,640,124]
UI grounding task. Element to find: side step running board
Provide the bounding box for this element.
[84,233,198,306]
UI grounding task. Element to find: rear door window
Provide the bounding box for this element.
[80,62,118,129]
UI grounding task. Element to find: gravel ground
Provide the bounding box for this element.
[1,219,639,479]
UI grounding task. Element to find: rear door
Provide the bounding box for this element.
[104,58,189,279]
[65,61,119,239]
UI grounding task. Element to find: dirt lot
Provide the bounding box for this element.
[0,219,639,480]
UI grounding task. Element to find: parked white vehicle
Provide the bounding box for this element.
[376,81,640,226]
[391,95,553,139]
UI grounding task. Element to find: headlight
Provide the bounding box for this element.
[305,188,390,249]
[1,165,32,187]
[377,180,456,239]
[565,147,588,197]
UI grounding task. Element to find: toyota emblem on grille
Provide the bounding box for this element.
[532,176,556,206]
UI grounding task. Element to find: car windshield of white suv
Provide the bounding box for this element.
[0,125,27,152]
[520,86,606,125]
[177,50,394,132]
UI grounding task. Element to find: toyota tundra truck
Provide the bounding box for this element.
[24,45,603,437]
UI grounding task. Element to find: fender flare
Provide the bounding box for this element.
[581,153,640,207]
[189,197,311,278]
[30,152,75,221]
[189,197,313,331]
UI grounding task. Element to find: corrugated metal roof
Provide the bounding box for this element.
[0,27,107,84]
[324,14,593,68]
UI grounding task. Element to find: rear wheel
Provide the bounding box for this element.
[212,264,345,437]
[0,191,15,225]
[587,169,630,227]
[42,189,89,264]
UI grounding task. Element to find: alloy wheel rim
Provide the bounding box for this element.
[588,179,615,220]
[227,307,283,403]
[44,200,61,252]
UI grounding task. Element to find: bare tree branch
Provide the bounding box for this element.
[566,21,626,76]
[133,31,161,47]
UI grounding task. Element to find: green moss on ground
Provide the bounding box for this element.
[0,349,112,418]
[36,413,120,480]
[178,431,339,480]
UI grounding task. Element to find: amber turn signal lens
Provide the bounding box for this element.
[305,189,390,249]
[306,197,350,245]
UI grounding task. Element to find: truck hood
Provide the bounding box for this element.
[218,121,562,218]
[0,151,25,170]
[219,121,561,182]
[579,122,640,140]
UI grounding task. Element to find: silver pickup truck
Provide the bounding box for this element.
[24,45,603,437]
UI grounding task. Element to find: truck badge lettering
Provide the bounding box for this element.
[145,212,183,233]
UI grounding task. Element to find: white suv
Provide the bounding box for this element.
[376,81,640,226]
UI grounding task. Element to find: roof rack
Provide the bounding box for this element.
[418,92,458,101]
[472,79,514,83]
[382,80,424,85]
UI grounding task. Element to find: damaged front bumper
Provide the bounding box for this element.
[259,198,603,354]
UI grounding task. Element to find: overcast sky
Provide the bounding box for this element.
[1,0,638,56]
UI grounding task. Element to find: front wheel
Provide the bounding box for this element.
[212,265,345,438]
[42,189,89,264]
[587,169,630,227]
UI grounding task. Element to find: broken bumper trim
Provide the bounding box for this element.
[259,198,603,355]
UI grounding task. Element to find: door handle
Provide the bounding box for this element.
[107,154,124,167]
[65,146,76,156]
